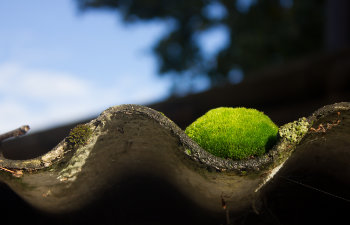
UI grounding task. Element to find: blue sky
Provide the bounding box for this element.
[0,0,231,133]
[0,0,173,133]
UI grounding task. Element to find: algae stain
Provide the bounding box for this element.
[57,147,91,182]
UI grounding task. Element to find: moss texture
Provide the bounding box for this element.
[66,124,92,150]
[185,107,278,160]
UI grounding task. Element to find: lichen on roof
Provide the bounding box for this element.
[278,117,309,144]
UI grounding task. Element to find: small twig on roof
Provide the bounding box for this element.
[0,166,23,177]
[0,125,29,177]
[0,125,30,142]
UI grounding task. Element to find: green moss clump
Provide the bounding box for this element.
[66,124,92,150]
[185,107,279,160]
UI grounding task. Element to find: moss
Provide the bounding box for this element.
[66,124,92,150]
[58,124,97,182]
[278,117,309,144]
[185,149,192,156]
[185,107,279,160]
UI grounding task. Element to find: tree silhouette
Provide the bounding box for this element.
[75,0,325,86]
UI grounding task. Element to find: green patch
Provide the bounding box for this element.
[66,124,92,150]
[185,107,278,160]
[278,117,309,144]
[185,149,192,156]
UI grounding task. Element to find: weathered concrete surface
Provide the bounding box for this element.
[257,102,350,224]
[0,103,349,224]
[0,104,289,214]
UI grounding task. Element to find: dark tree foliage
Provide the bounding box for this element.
[75,0,325,84]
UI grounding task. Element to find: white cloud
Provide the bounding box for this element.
[0,62,170,133]
[18,72,90,99]
[0,62,90,100]
[0,62,93,132]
